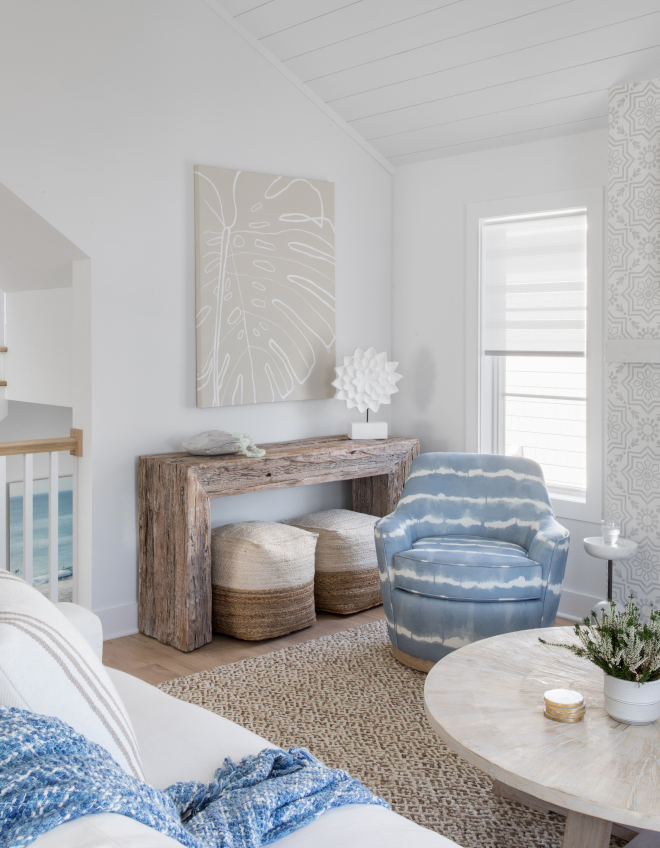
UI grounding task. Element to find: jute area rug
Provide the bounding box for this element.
[159,620,618,848]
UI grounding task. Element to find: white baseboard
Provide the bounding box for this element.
[96,603,139,641]
[92,591,598,641]
[558,589,603,623]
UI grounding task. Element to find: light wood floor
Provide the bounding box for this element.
[104,608,576,687]
[103,606,387,686]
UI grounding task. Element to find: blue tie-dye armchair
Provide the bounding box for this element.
[374,452,569,670]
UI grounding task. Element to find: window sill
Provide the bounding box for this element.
[550,493,600,525]
[548,488,586,504]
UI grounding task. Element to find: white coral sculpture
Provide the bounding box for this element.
[331,347,402,414]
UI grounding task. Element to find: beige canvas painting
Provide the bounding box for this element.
[195,165,335,407]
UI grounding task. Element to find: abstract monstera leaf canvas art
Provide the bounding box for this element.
[195,166,336,407]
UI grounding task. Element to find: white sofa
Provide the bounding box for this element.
[31,602,459,848]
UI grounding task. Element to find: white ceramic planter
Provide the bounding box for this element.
[603,673,660,725]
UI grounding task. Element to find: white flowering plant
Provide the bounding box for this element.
[540,596,660,683]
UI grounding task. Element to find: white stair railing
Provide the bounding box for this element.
[0,430,82,602]
[48,450,59,603]
[23,453,33,586]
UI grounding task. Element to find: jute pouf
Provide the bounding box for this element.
[282,509,382,615]
[211,521,317,641]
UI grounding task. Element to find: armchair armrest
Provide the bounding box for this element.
[374,512,419,648]
[375,513,417,560]
[527,516,570,627]
[527,516,570,567]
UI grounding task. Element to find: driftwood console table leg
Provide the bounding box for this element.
[139,462,212,653]
[139,436,419,652]
[352,471,408,516]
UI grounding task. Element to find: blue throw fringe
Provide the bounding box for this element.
[0,706,387,848]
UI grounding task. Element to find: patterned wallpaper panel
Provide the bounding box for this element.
[607,79,660,614]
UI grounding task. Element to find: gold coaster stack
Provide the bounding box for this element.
[544,689,585,723]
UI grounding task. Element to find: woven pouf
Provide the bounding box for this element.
[211,521,317,641]
[282,509,382,615]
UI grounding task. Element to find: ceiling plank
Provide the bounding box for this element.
[235,0,361,40]
[285,0,567,80]
[216,0,660,163]
[389,117,606,164]
[308,2,660,103]
[220,0,270,15]
[325,13,660,121]
[263,0,452,61]
[352,47,660,140]
[374,90,606,158]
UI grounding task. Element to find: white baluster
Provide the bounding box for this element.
[0,456,6,571]
[72,458,78,605]
[23,453,33,585]
[49,451,59,602]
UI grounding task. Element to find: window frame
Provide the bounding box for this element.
[466,188,604,523]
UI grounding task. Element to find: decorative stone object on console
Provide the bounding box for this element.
[283,509,382,615]
[332,347,402,440]
[183,430,265,458]
[183,431,241,455]
[211,521,317,640]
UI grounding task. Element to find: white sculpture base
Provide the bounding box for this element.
[349,421,388,440]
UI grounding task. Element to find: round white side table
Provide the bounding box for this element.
[583,537,638,603]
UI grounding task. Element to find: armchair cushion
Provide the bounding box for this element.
[392,536,543,602]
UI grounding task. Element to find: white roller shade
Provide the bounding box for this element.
[481,210,587,356]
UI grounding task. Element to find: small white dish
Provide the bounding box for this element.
[544,688,584,709]
[583,537,638,561]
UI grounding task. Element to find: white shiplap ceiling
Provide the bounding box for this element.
[216,0,660,166]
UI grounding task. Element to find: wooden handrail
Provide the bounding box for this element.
[0,428,83,457]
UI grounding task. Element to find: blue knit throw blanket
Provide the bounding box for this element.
[0,707,387,848]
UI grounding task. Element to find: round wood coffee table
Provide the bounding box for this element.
[424,627,660,848]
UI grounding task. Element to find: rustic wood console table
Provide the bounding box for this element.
[138,435,419,652]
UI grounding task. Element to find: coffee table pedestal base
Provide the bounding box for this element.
[492,781,655,846]
[563,812,611,848]
[563,814,660,847]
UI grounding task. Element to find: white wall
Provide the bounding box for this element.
[392,129,609,619]
[0,1,392,636]
[6,288,72,407]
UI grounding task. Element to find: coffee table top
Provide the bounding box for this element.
[424,627,660,831]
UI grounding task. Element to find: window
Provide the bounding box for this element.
[481,211,587,500]
[466,190,603,522]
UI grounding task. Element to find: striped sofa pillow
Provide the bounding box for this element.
[0,572,144,780]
